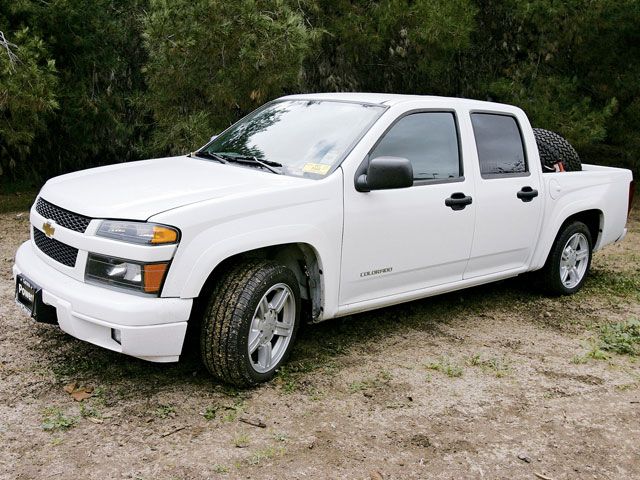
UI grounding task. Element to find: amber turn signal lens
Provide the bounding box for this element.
[151,226,179,244]
[143,263,169,293]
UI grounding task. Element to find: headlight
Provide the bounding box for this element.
[96,220,179,245]
[85,253,169,295]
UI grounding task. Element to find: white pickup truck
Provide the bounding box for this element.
[13,93,634,386]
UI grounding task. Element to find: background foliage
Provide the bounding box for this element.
[1,0,638,186]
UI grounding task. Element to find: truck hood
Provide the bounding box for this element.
[39,156,307,220]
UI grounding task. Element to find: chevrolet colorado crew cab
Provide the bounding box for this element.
[13,93,634,386]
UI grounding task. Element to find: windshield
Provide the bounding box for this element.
[201,100,385,178]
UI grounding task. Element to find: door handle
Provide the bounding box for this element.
[517,186,539,202]
[445,192,473,211]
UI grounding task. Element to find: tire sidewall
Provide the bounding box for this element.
[237,265,301,384]
[549,222,593,295]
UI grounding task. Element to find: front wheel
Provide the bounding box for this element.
[540,221,593,295]
[200,260,300,387]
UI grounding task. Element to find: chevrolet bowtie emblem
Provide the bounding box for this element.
[43,221,55,238]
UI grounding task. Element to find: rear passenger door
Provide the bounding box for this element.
[464,112,543,279]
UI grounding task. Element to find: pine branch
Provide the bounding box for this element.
[0,31,19,72]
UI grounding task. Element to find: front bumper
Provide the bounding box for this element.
[13,241,193,362]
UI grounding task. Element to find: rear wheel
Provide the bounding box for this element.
[540,221,592,295]
[200,260,300,387]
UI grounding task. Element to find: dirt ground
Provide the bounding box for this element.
[1,208,639,480]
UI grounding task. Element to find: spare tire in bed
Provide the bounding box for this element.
[533,128,582,172]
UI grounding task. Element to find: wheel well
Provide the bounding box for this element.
[195,243,324,323]
[562,209,602,248]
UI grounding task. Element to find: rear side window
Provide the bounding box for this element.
[371,112,461,181]
[471,113,527,176]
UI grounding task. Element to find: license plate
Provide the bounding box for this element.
[15,274,38,317]
[15,275,57,323]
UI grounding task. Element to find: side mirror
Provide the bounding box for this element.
[356,156,413,192]
[209,134,218,142]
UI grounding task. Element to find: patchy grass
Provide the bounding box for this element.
[426,358,464,378]
[597,319,640,356]
[41,407,77,432]
[585,269,640,302]
[468,354,511,377]
[212,464,229,474]
[201,405,219,421]
[274,359,319,394]
[234,433,250,448]
[245,446,286,466]
[222,401,246,422]
[586,345,610,360]
[79,403,102,419]
[574,319,640,362]
[348,370,393,393]
[348,380,369,393]
[570,354,589,364]
[616,381,639,392]
[154,404,176,419]
[272,432,288,442]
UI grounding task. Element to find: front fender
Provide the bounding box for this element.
[171,224,332,299]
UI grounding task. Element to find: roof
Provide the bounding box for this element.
[279,92,516,111]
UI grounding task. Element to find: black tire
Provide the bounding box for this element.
[540,221,592,295]
[533,128,582,172]
[200,259,301,387]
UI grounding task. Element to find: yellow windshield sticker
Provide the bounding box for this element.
[302,163,331,175]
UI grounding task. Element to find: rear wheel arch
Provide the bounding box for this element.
[558,210,603,251]
[531,209,602,274]
[540,209,602,269]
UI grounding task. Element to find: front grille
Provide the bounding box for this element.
[33,228,79,267]
[35,197,91,233]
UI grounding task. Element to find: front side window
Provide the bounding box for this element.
[370,112,461,181]
[202,100,385,178]
[471,113,527,176]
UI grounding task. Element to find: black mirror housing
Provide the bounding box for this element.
[356,156,413,192]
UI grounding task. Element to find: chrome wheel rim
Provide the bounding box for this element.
[560,232,589,289]
[248,283,295,374]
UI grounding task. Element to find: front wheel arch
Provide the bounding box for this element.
[192,242,324,324]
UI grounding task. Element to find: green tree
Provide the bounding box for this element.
[142,0,313,155]
[2,0,639,183]
[33,0,149,175]
[1,0,148,182]
[302,0,477,94]
[472,0,639,170]
[0,25,58,179]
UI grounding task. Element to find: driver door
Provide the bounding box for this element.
[339,111,476,306]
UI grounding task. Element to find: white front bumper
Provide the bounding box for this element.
[13,241,193,362]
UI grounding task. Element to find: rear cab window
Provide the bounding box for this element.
[470,113,528,178]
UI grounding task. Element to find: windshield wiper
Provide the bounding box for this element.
[190,151,228,164]
[217,154,283,175]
